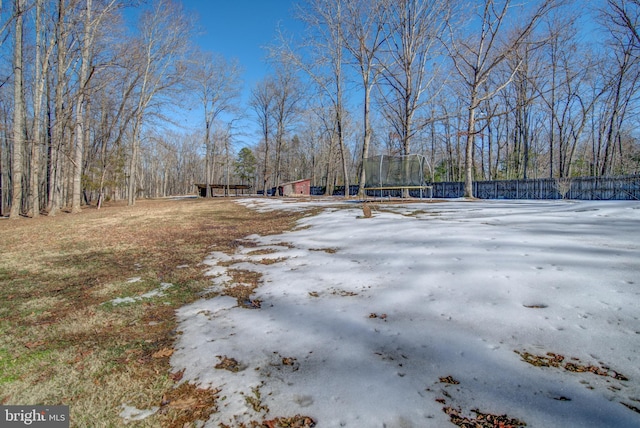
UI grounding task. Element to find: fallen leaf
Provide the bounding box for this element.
[74,349,94,363]
[160,395,171,406]
[170,369,185,382]
[169,397,198,410]
[152,348,174,358]
[25,341,45,349]
[282,357,296,366]
[439,375,460,385]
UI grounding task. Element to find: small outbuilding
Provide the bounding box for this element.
[195,184,251,197]
[279,179,311,197]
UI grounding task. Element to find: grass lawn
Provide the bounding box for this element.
[0,197,306,427]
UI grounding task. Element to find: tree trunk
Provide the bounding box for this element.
[336,105,349,198]
[357,84,372,198]
[10,0,25,219]
[49,0,69,216]
[274,123,284,195]
[324,133,336,196]
[464,99,476,198]
[601,59,626,177]
[128,117,142,205]
[72,0,93,213]
[262,137,270,196]
[204,119,212,197]
[29,0,47,218]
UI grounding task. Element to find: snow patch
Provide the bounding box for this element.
[119,404,159,423]
[109,283,173,305]
[172,199,640,427]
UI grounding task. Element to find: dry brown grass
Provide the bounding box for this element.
[0,197,306,427]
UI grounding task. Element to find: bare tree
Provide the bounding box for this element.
[250,67,303,197]
[0,2,15,43]
[445,0,559,197]
[606,0,640,48]
[282,0,350,198]
[126,0,192,206]
[88,24,150,209]
[191,51,242,197]
[536,19,602,178]
[251,76,276,195]
[534,14,580,179]
[597,0,640,176]
[297,107,327,190]
[9,0,24,219]
[341,0,388,196]
[271,66,303,194]
[28,0,56,217]
[71,0,122,213]
[47,0,76,216]
[378,0,449,156]
[0,0,14,216]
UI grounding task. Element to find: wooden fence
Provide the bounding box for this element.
[304,176,640,200]
[431,175,640,200]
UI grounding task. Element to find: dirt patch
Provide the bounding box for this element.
[443,406,526,428]
[515,350,629,381]
[515,350,638,414]
[262,415,316,427]
[215,356,244,372]
[309,247,338,254]
[329,288,358,296]
[436,375,527,428]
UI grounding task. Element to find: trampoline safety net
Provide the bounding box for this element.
[364,154,427,188]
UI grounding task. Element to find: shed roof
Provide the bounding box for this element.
[279,179,310,186]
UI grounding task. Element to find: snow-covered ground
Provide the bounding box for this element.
[170,199,640,427]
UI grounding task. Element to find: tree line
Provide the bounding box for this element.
[1,0,639,218]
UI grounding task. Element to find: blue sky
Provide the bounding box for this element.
[178,1,300,145]
[181,0,298,98]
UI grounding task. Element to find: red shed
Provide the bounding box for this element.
[279,179,311,197]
